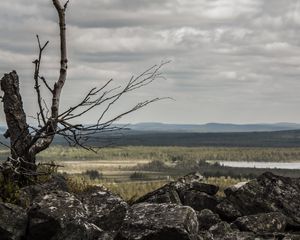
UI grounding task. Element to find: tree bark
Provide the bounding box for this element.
[0,71,35,171]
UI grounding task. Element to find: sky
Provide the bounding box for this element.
[1,0,300,125]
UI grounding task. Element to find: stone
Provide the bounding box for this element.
[225,172,300,227]
[216,200,242,221]
[0,202,27,240]
[197,209,221,231]
[191,182,219,195]
[76,186,128,231]
[17,174,69,208]
[115,203,199,240]
[134,172,204,205]
[209,222,234,236]
[233,212,287,233]
[282,234,300,240]
[224,181,248,197]
[27,190,103,240]
[183,191,219,212]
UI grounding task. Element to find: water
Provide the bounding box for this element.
[217,161,300,169]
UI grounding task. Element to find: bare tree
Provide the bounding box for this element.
[0,0,167,182]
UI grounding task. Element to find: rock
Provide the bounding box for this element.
[115,203,199,240]
[209,222,234,236]
[76,186,128,231]
[27,190,103,240]
[225,172,300,227]
[197,209,221,231]
[55,220,110,240]
[17,174,69,208]
[0,202,27,240]
[215,200,242,221]
[183,191,219,212]
[224,181,248,197]
[233,212,287,233]
[134,183,182,204]
[282,234,300,240]
[191,182,219,195]
[134,172,204,205]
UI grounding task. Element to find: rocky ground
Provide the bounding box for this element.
[1,172,300,240]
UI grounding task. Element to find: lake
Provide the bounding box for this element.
[217,161,300,169]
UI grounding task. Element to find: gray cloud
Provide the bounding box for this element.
[1,0,300,124]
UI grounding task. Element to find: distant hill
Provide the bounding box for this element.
[128,122,300,133]
[2,123,300,149]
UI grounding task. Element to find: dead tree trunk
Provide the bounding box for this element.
[0,0,167,184]
[1,71,36,172]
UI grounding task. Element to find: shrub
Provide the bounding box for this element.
[84,170,103,180]
[129,172,148,180]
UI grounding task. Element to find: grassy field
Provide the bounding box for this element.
[2,145,300,200]
[35,145,300,162]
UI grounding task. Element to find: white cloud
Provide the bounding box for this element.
[0,0,300,124]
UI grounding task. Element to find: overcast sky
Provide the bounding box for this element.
[1,0,300,124]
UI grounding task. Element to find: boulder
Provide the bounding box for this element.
[224,181,248,197]
[191,182,219,195]
[134,183,182,204]
[183,191,219,212]
[225,172,300,226]
[115,203,199,240]
[197,209,221,231]
[134,172,204,205]
[0,202,27,240]
[76,186,128,231]
[27,190,103,240]
[215,200,242,221]
[17,174,69,208]
[199,222,257,240]
[282,234,300,240]
[209,222,234,236]
[233,212,287,233]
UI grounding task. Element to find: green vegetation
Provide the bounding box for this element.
[31,145,300,162]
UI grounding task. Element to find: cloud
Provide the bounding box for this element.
[0,0,300,125]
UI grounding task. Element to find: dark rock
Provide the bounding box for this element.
[191,182,219,195]
[27,190,103,240]
[225,172,300,226]
[215,199,242,221]
[115,203,199,240]
[55,220,110,240]
[134,172,204,204]
[233,212,287,233]
[0,202,27,240]
[282,234,300,240]
[197,209,221,231]
[224,181,248,197]
[209,221,234,236]
[183,191,219,212]
[134,183,182,204]
[17,174,69,208]
[199,222,257,240]
[76,186,128,231]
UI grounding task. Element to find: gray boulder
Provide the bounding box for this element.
[0,202,27,240]
[76,186,128,231]
[17,174,69,208]
[183,191,219,212]
[216,199,242,221]
[134,172,218,207]
[224,181,248,197]
[233,212,287,233]
[27,190,103,240]
[115,203,199,240]
[191,182,219,195]
[197,209,221,231]
[225,172,300,227]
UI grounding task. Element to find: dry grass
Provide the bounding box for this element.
[67,174,246,202]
